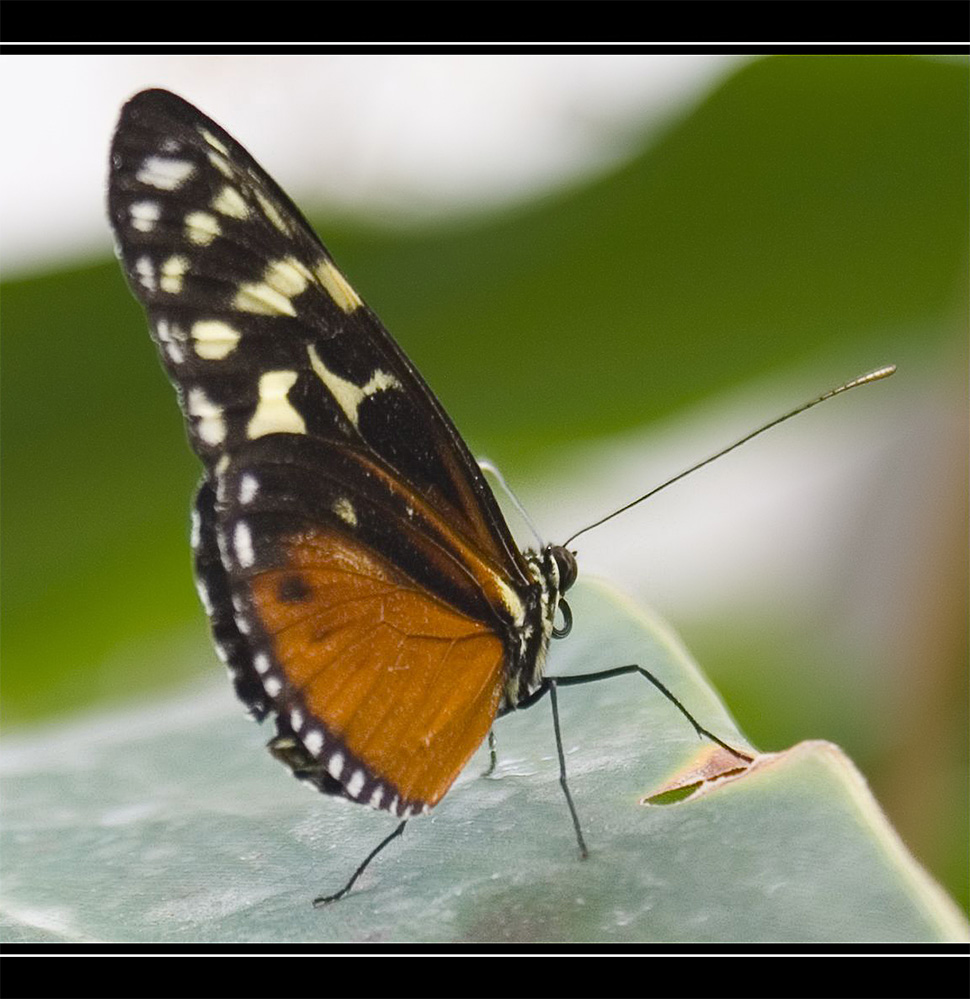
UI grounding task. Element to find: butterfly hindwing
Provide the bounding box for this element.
[108,89,553,816]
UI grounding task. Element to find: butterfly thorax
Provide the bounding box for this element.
[502,544,577,711]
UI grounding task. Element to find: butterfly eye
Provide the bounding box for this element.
[552,597,573,639]
[550,544,578,593]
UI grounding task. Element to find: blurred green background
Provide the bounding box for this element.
[3,56,967,914]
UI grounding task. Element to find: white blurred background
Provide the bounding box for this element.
[1,54,739,274]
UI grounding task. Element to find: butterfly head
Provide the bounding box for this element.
[545,543,578,642]
[549,544,578,597]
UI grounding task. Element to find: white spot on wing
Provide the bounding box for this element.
[136,156,194,191]
[332,497,357,526]
[290,708,304,732]
[316,259,362,314]
[255,190,288,233]
[304,728,324,756]
[307,344,402,430]
[233,257,310,316]
[207,150,234,179]
[254,652,270,675]
[369,786,384,809]
[160,255,189,294]
[186,387,226,445]
[234,283,294,316]
[215,525,231,567]
[346,770,366,798]
[327,751,345,781]
[239,474,259,504]
[156,319,186,364]
[267,257,311,296]
[191,320,240,360]
[185,211,221,246]
[264,675,282,697]
[195,577,213,614]
[135,256,156,292]
[129,201,160,232]
[212,185,248,219]
[234,521,254,568]
[247,370,306,438]
[199,128,230,157]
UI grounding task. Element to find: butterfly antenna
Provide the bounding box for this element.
[564,365,896,547]
[479,457,545,547]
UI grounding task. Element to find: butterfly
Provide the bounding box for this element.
[108,89,889,904]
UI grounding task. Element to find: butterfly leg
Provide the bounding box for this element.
[547,665,753,763]
[498,680,590,857]
[506,665,753,861]
[313,820,408,906]
[548,680,589,859]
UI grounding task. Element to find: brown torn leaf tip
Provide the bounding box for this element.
[642,744,755,806]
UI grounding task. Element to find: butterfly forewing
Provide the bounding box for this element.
[108,89,547,817]
[109,89,523,566]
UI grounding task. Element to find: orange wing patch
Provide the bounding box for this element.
[249,528,507,812]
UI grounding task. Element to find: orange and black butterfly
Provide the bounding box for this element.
[109,90,598,898]
[108,90,888,903]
